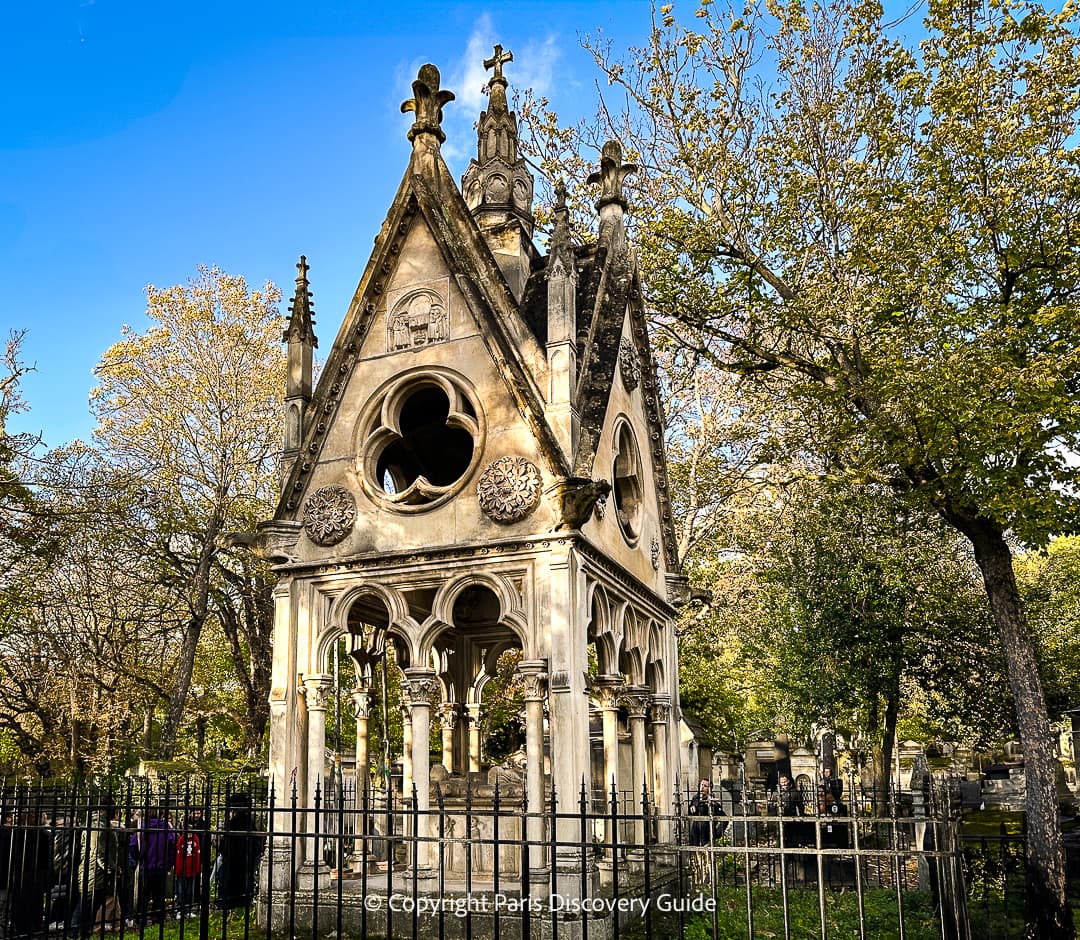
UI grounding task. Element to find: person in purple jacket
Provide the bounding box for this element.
[128,806,175,926]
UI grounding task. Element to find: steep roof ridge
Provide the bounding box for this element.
[571,140,639,477]
[624,268,681,574]
[274,170,421,517]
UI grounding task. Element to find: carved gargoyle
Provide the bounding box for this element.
[545,476,612,531]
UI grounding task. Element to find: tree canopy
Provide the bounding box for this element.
[522,0,1080,932]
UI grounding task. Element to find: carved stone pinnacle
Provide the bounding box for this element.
[401,63,455,144]
[587,139,638,210]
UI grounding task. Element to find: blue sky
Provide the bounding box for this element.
[2,0,653,446]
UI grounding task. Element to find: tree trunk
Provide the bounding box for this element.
[873,690,900,813]
[159,515,221,758]
[957,516,1074,940]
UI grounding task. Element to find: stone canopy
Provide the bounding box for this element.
[256,51,688,888]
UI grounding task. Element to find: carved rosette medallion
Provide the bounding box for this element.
[477,456,542,523]
[619,336,641,391]
[302,485,357,546]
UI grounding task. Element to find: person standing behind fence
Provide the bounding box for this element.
[68,796,119,940]
[174,817,202,920]
[217,795,262,911]
[8,809,53,939]
[50,811,76,931]
[688,779,727,845]
[129,806,175,927]
[822,767,844,803]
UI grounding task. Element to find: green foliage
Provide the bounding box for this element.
[668,887,948,940]
[522,1,1080,927]
[1016,537,1080,717]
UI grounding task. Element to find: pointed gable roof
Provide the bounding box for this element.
[568,140,681,574]
[276,64,570,517]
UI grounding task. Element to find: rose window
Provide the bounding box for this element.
[359,371,483,512]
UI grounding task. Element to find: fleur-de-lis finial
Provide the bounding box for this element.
[587,140,638,210]
[401,63,456,144]
[484,44,513,82]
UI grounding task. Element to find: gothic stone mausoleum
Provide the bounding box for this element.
[255,52,688,887]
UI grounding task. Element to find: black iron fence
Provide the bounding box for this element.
[0,776,990,940]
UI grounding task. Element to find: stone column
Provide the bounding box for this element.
[404,668,438,868]
[440,703,457,773]
[351,686,372,872]
[352,687,372,791]
[467,703,483,773]
[400,688,413,804]
[623,686,650,850]
[517,660,548,869]
[596,674,624,859]
[301,673,333,866]
[650,696,673,844]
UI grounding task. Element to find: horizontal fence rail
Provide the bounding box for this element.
[0,776,998,940]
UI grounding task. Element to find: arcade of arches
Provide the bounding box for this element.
[276,550,678,852]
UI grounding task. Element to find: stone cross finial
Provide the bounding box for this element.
[484,44,513,82]
[587,139,638,210]
[554,181,567,210]
[296,254,309,283]
[401,63,456,144]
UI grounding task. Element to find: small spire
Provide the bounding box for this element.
[587,140,638,211]
[550,181,573,264]
[284,254,318,346]
[401,63,455,145]
[483,44,513,112]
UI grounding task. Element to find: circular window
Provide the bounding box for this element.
[358,369,483,512]
[612,420,643,543]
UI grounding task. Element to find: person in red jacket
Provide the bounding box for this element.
[173,816,202,920]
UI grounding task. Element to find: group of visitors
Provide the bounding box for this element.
[771,768,849,849]
[684,767,852,885]
[0,793,263,938]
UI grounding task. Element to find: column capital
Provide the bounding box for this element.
[595,674,625,710]
[403,667,439,703]
[650,694,672,725]
[351,689,372,720]
[301,673,334,712]
[439,702,458,729]
[621,685,650,719]
[516,659,548,701]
